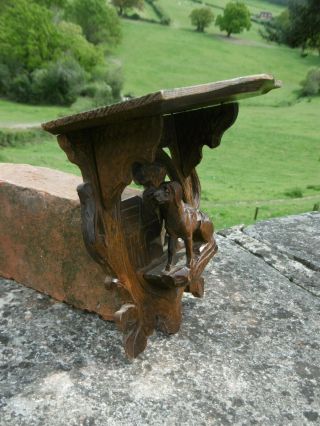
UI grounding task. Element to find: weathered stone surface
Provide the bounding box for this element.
[0,164,139,321]
[1,214,319,425]
[244,212,320,271]
[220,213,320,297]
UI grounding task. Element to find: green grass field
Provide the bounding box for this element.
[0,99,69,127]
[0,0,319,229]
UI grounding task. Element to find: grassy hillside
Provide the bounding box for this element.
[116,20,319,98]
[0,99,69,127]
[0,0,319,229]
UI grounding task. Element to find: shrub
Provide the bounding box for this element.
[284,187,303,198]
[0,63,10,95]
[92,62,124,101]
[0,128,47,147]
[127,13,141,20]
[71,88,113,111]
[111,0,144,16]
[80,82,114,105]
[300,68,320,97]
[145,0,171,25]
[9,73,33,103]
[31,57,86,105]
[307,184,320,191]
[57,21,104,73]
[71,97,98,113]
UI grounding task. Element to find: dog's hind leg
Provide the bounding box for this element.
[166,236,177,271]
[199,218,214,243]
[184,236,193,269]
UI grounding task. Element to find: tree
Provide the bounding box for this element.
[111,0,144,16]
[309,34,320,57]
[260,0,320,55]
[259,9,294,45]
[58,21,104,73]
[0,0,61,72]
[33,0,65,8]
[189,7,214,33]
[216,2,251,37]
[66,0,122,46]
[287,0,320,54]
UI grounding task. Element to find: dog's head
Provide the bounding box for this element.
[152,181,183,206]
[132,162,166,188]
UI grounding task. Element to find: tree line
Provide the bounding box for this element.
[0,0,123,107]
[190,2,251,37]
[261,0,320,56]
[261,0,320,97]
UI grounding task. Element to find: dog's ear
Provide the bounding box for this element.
[169,182,183,206]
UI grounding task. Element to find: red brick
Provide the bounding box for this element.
[0,163,138,320]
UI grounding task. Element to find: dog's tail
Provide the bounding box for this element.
[188,170,201,209]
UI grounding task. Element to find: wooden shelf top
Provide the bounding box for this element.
[42,74,281,135]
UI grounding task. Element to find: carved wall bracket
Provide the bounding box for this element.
[43,75,280,358]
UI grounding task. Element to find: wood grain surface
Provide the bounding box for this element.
[42,74,281,135]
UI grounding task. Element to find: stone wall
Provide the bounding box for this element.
[1,212,319,424]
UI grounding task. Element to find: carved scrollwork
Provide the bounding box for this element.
[77,182,106,266]
[114,304,148,359]
[58,103,238,358]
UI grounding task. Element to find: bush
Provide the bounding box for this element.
[31,57,86,105]
[4,57,124,107]
[92,62,124,101]
[70,97,102,112]
[71,88,113,111]
[284,187,303,198]
[0,128,47,147]
[0,63,11,95]
[111,0,144,16]
[81,81,113,104]
[9,73,33,103]
[300,68,320,97]
[127,12,141,20]
[58,21,104,73]
[145,0,171,25]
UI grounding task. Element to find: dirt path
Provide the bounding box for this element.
[1,123,42,130]
[217,34,275,49]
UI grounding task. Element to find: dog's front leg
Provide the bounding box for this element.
[166,235,177,271]
[184,236,193,269]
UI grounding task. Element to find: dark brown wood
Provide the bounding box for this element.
[42,76,280,358]
[42,74,281,135]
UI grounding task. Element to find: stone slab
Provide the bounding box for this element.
[219,213,320,297]
[244,212,320,271]
[0,164,139,321]
[1,214,319,425]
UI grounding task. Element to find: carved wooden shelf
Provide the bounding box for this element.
[43,74,280,358]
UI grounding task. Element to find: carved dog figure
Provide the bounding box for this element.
[152,181,213,271]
